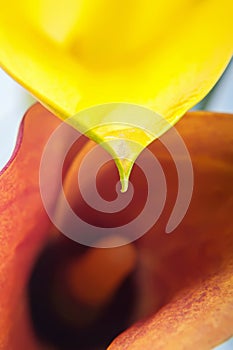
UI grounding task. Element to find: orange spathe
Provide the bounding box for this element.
[0,105,232,349]
[0,104,62,349]
[108,112,233,349]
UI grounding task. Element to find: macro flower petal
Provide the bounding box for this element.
[0,104,64,349]
[0,104,232,349]
[107,112,233,349]
[0,1,232,188]
[0,1,232,121]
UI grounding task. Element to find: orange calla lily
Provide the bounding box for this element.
[0,105,62,349]
[0,104,232,349]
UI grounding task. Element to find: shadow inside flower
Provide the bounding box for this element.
[0,104,232,350]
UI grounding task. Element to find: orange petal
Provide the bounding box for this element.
[107,112,233,349]
[2,107,232,350]
[0,104,63,349]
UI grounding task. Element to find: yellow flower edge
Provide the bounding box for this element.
[0,0,232,190]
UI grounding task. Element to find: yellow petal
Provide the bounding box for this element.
[0,0,232,190]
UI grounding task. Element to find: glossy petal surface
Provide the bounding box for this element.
[0,1,232,187]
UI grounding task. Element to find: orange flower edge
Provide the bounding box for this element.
[0,104,63,349]
[108,112,233,349]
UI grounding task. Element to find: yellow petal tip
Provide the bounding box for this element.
[120,176,129,193]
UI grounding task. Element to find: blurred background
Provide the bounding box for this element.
[0,60,233,349]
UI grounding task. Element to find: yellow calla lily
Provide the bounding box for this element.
[0,0,232,190]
